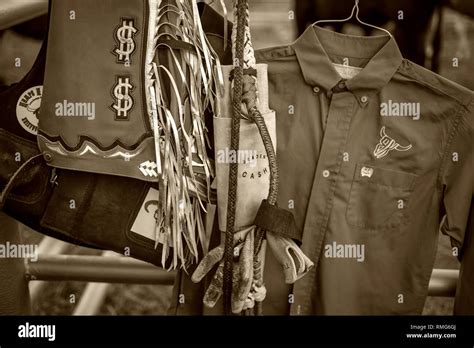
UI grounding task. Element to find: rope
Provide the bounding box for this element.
[224,0,282,316]
[234,0,280,316]
[223,0,248,315]
[250,106,279,316]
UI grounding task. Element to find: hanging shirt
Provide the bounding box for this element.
[170,15,473,315]
[255,25,473,315]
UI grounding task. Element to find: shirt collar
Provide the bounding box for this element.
[292,25,403,105]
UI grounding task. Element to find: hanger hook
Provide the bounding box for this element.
[313,0,392,37]
[353,0,360,15]
[350,0,358,19]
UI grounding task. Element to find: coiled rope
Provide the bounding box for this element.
[222,0,247,315]
[223,0,279,315]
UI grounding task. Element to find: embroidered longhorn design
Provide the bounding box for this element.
[373,126,412,159]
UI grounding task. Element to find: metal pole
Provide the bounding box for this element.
[24,252,458,297]
[0,213,31,314]
[25,254,176,284]
[29,236,71,302]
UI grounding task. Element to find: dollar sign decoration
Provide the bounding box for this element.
[112,76,134,120]
[114,18,138,64]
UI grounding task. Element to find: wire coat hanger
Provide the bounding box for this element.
[313,0,392,37]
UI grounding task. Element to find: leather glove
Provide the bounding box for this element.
[266,233,314,284]
[242,239,267,311]
[191,226,255,314]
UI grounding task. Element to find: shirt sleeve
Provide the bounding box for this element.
[439,100,473,253]
[439,100,473,315]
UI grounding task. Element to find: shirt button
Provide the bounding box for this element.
[361,95,368,103]
[322,170,330,178]
[313,86,320,93]
[338,81,346,89]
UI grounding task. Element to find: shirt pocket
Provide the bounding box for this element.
[346,163,418,230]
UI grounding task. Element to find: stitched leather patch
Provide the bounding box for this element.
[254,200,302,243]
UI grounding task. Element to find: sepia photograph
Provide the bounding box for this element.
[0,0,472,346]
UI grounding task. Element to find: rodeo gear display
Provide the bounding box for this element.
[0,0,312,316]
[0,0,472,317]
[190,0,312,315]
[170,15,474,315]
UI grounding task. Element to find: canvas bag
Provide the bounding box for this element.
[214,64,276,231]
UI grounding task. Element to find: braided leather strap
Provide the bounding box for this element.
[223,0,248,315]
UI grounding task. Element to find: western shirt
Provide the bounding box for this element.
[257,25,473,315]
[170,11,473,315]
